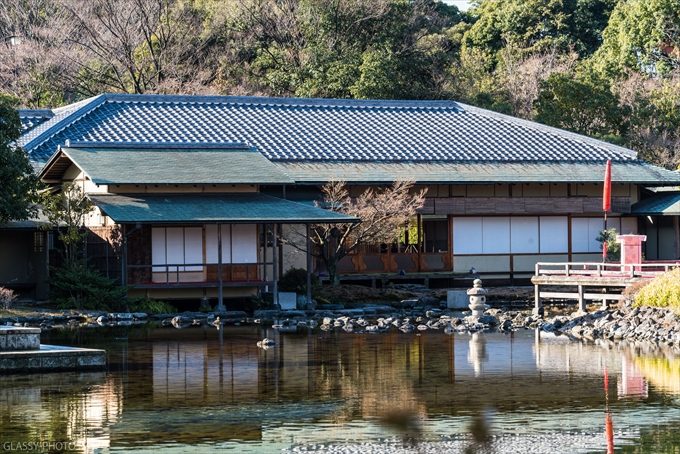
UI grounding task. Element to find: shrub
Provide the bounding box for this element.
[50,263,127,311]
[278,268,318,294]
[0,287,16,311]
[128,298,176,314]
[633,268,680,313]
[597,228,621,261]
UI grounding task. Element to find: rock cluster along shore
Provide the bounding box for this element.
[544,304,680,348]
[1,299,678,350]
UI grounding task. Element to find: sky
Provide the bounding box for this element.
[443,0,471,11]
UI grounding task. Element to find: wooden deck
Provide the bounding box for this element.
[531,261,680,315]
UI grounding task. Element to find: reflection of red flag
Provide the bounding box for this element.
[603,160,612,212]
[605,412,614,454]
[603,241,608,259]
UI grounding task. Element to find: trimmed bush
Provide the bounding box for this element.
[633,268,680,313]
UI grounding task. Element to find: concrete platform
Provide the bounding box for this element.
[0,344,106,374]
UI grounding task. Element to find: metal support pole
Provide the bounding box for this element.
[272,224,279,307]
[306,223,312,308]
[217,223,225,313]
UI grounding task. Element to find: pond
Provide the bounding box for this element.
[1,325,679,453]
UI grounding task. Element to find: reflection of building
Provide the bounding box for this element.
[618,355,648,399]
[0,372,119,451]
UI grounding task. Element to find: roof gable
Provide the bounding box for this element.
[21,93,638,164]
[40,142,293,185]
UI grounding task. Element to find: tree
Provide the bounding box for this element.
[0,93,38,224]
[534,71,627,139]
[286,180,426,285]
[593,0,680,78]
[41,182,93,265]
[462,0,617,65]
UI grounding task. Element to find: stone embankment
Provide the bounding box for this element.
[544,304,680,348]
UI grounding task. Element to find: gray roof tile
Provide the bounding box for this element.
[21,94,639,164]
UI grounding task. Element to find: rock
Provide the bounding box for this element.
[477,315,499,326]
[399,299,419,308]
[499,319,513,331]
[256,338,276,349]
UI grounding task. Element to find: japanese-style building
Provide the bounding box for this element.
[6,93,680,302]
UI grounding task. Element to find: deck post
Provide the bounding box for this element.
[262,223,267,291]
[533,284,542,316]
[306,223,312,308]
[272,224,279,307]
[533,262,543,316]
[577,285,586,313]
[217,223,225,313]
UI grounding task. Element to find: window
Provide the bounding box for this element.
[152,227,203,272]
[33,231,45,253]
[454,216,569,254]
[204,224,258,264]
[510,217,539,253]
[571,217,638,253]
[539,217,569,253]
[422,218,449,253]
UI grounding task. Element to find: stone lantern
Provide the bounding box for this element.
[467,278,488,318]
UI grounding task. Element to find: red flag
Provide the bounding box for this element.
[603,159,612,212]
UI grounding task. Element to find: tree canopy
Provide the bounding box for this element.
[1,0,680,168]
[0,94,38,224]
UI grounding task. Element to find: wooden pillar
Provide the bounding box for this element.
[217,223,225,313]
[272,223,279,307]
[577,285,586,313]
[121,224,127,288]
[306,223,312,307]
[674,216,680,259]
[262,223,268,290]
[416,214,422,272]
[533,284,542,316]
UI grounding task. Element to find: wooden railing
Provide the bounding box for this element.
[535,261,680,279]
[127,262,267,286]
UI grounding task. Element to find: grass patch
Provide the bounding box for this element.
[633,268,680,313]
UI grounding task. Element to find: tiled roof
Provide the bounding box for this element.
[21,93,639,164]
[18,109,54,134]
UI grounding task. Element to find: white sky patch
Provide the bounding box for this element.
[442,0,471,11]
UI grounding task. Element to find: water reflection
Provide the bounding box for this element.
[0,326,679,453]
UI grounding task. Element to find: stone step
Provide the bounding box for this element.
[0,327,41,352]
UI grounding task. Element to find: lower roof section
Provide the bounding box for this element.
[275,161,680,185]
[631,192,680,215]
[89,193,357,224]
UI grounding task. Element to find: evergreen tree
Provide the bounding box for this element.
[0,94,38,224]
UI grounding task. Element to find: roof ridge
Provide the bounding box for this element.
[64,141,254,150]
[19,95,107,152]
[18,109,54,117]
[102,92,462,110]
